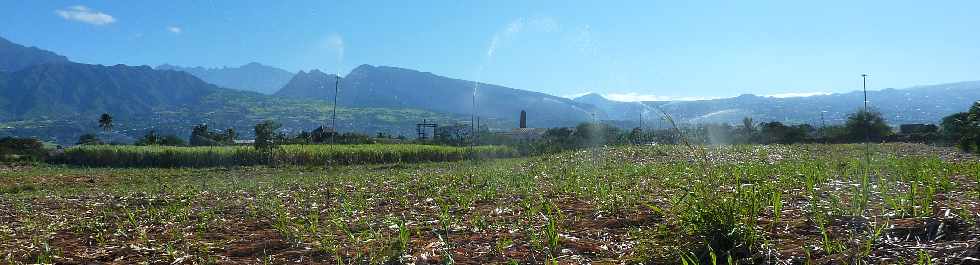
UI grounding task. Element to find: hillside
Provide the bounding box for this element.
[573,93,646,121]
[0,36,70,72]
[578,81,980,127]
[156,62,294,94]
[2,35,979,143]
[275,69,341,99]
[276,64,598,128]
[0,63,463,144]
[1,63,218,120]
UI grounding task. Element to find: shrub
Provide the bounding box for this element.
[254,120,281,150]
[77,134,103,145]
[845,109,892,142]
[0,137,46,161]
[48,144,517,167]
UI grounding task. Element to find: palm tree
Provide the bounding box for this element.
[98,113,113,133]
[98,113,113,143]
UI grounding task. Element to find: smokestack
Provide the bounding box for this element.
[520,110,527,128]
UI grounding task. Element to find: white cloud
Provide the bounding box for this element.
[764,92,830,98]
[167,26,182,34]
[55,5,115,25]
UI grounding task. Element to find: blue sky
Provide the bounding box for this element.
[2,1,979,100]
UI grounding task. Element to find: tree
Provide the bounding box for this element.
[225,128,237,143]
[757,122,812,144]
[737,117,757,144]
[97,113,114,143]
[98,113,113,133]
[159,135,186,146]
[629,127,644,144]
[844,109,892,142]
[135,130,184,146]
[434,123,470,146]
[759,122,788,144]
[190,124,236,146]
[741,117,755,133]
[254,120,281,150]
[190,124,218,146]
[310,126,337,143]
[942,102,980,152]
[77,134,103,145]
[0,137,46,160]
[136,130,160,145]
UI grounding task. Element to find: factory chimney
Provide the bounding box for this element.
[519,110,527,128]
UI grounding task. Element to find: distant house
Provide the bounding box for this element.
[233,139,255,145]
[493,110,548,141]
[498,128,548,141]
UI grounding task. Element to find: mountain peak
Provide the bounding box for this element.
[299,69,340,79]
[153,62,294,94]
[353,64,376,71]
[574,92,608,101]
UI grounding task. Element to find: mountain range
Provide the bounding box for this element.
[574,82,980,128]
[156,62,294,94]
[0,37,463,144]
[1,35,978,144]
[276,65,598,128]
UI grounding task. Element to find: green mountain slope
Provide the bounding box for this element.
[276,64,598,128]
[0,36,70,72]
[0,62,464,144]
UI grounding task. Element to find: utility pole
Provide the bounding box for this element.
[820,110,827,140]
[820,111,827,129]
[862,74,869,113]
[862,74,871,166]
[331,75,340,143]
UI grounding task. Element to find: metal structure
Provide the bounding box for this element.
[862,74,869,114]
[820,111,827,129]
[862,74,871,166]
[331,75,340,143]
[416,119,438,140]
